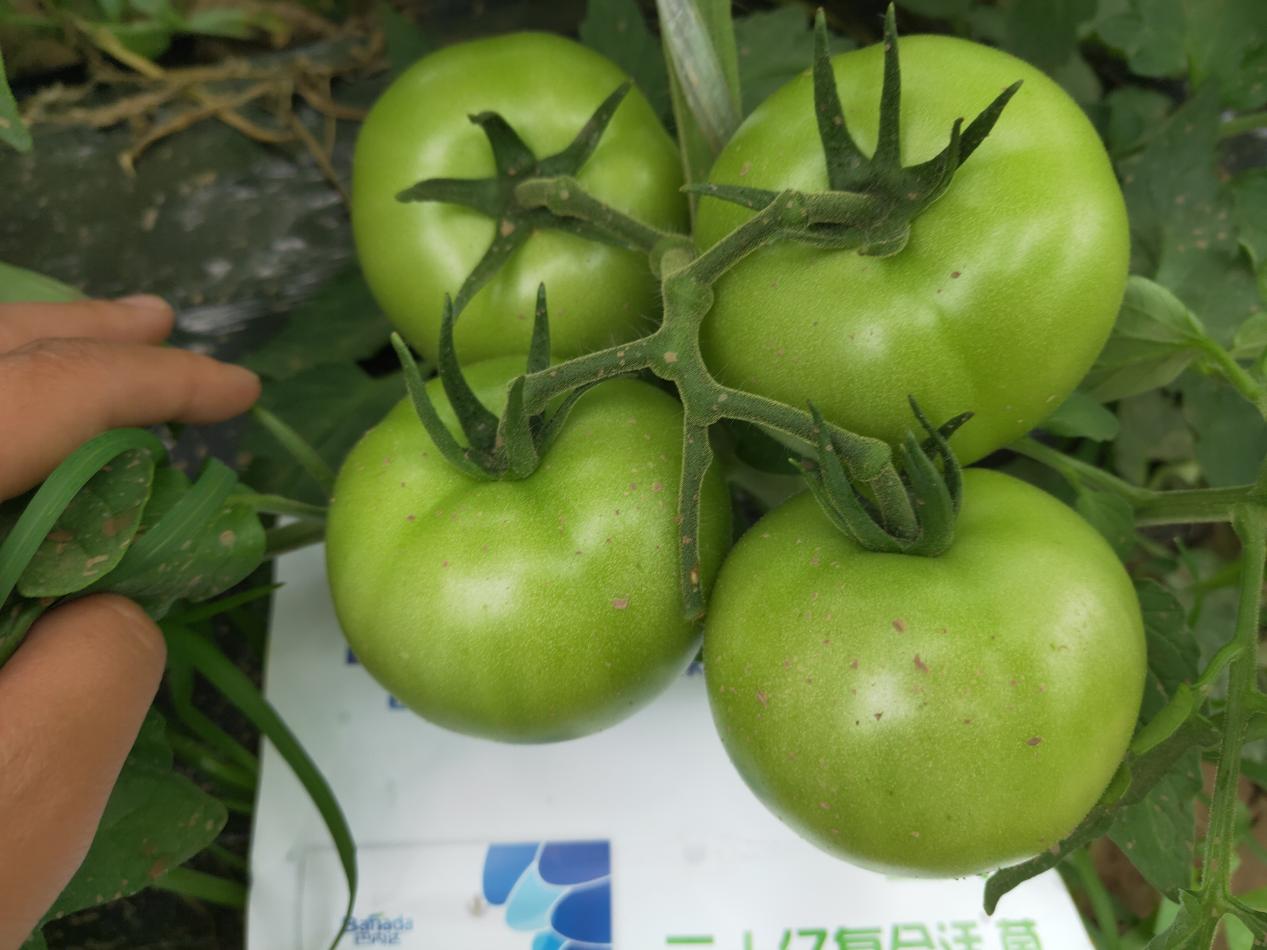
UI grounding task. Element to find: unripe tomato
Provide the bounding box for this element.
[353,34,687,364]
[326,360,731,742]
[696,36,1130,463]
[704,469,1146,876]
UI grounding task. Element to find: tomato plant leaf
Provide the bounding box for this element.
[1102,86,1174,158]
[1085,277,1210,402]
[1119,87,1260,340]
[1107,750,1202,897]
[732,7,853,117]
[0,46,31,154]
[997,0,1095,73]
[243,266,393,381]
[581,0,671,122]
[33,709,226,933]
[1144,890,1211,948]
[10,447,155,599]
[1137,580,1202,721]
[1181,372,1267,487]
[1112,391,1195,486]
[1095,0,1187,79]
[1042,390,1120,441]
[1075,490,1137,559]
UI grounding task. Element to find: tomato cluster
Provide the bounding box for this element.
[333,28,1145,878]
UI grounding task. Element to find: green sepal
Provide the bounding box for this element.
[872,5,903,175]
[526,283,551,376]
[390,333,495,481]
[801,404,905,553]
[897,432,955,556]
[537,82,631,176]
[395,177,504,217]
[468,110,537,179]
[499,376,541,479]
[437,296,500,454]
[799,399,967,558]
[811,9,868,191]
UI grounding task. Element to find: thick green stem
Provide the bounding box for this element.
[1135,487,1265,526]
[1015,436,1265,525]
[521,334,659,413]
[1197,506,1266,916]
[1012,437,1152,505]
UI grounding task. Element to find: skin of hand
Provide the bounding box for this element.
[0,295,261,949]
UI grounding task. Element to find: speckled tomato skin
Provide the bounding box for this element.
[326,360,731,743]
[703,469,1145,876]
[696,35,1130,464]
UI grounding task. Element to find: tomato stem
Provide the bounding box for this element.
[1196,504,1266,931]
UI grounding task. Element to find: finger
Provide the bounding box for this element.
[0,297,174,353]
[0,338,261,499]
[0,595,166,949]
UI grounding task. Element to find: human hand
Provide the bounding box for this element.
[0,295,260,949]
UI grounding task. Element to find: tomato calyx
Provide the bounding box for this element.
[390,285,586,481]
[798,399,969,555]
[688,8,1021,258]
[395,81,681,318]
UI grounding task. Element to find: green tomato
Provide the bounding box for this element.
[352,33,686,364]
[325,360,731,742]
[704,469,1145,876]
[696,36,1130,464]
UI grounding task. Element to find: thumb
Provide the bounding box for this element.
[0,594,166,949]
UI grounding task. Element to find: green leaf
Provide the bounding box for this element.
[165,625,356,950]
[1119,87,1261,340]
[1102,86,1174,157]
[1107,751,1202,897]
[242,364,402,505]
[581,0,670,122]
[998,0,1097,73]
[0,45,30,153]
[0,261,82,303]
[96,464,266,617]
[1183,0,1267,110]
[1084,276,1210,401]
[1180,371,1267,486]
[1233,312,1267,359]
[1041,390,1120,441]
[1112,391,1194,486]
[377,1,432,76]
[733,8,853,117]
[1075,489,1137,559]
[1144,890,1212,948]
[9,448,155,599]
[1096,0,1187,78]
[35,710,227,930]
[243,267,393,380]
[1137,580,1201,721]
[660,0,741,204]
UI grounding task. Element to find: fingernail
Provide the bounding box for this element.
[114,293,172,314]
[224,363,262,389]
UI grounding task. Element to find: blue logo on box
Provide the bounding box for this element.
[482,840,611,949]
